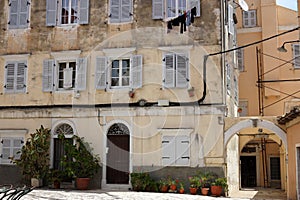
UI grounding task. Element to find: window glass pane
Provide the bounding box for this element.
[122,78,129,86]
[167,0,176,17]
[178,0,186,14]
[71,0,78,23]
[61,0,70,24]
[111,78,119,86]
[59,63,66,88]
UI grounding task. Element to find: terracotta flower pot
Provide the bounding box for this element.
[76,178,90,190]
[179,188,185,194]
[211,185,222,196]
[201,187,209,195]
[53,181,60,189]
[160,185,169,193]
[189,187,198,195]
[170,184,177,191]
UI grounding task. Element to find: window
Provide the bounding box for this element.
[270,157,280,180]
[42,57,87,92]
[95,55,142,90]
[243,10,256,28]
[46,0,89,26]
[162,135,190,166]
[239,100,248,117]
[4,61,27,94]
[152,0,200,19]
[8,0,30,29]
[0,137,24,164]
[226,63,231,93]
[234,75,238,102]
[293,44,300,69]
[237,49,244,72]
[163,53,189,88]
[109,0,133,23]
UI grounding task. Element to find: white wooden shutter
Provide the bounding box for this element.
[76,57,87,91]
[131,55,143,88]
[249,10,256,27]
[121,0,132,22]
[176,54,188,88]
[79,0,89,24]
[163,54,175,88]
[237,49,244,72]
[19,0,29,28]
[5,63,15,93]
[9,0,18,28]
[63,68,73,89]
[228,5,234,35]
[110,0,120,23]
[189,0,200,17]
[152,0,164,19]
[46,0,57,26]
[95,57,108,90]
[293,44,300,69]
[42,59,54,92]
[175,136,190,166]
[162,136,175,166]
[16,62,27,93]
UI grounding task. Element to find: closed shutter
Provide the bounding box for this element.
[79,0,89,24]
[5,63,15,93]
[162,136,175,166]
[42,59,54,92]
[176,54,188,88]
[110,0,120,23]
[189,0,200,16]
[19,0,29,28]
[1,138,23,164]
[293,44,300,69]
[163,54,175,88]
[1,139,11,164]
[46,0,57,26]
[167,0,176,18]
[9,0,18,28]
[228,5,234,35]
[175,136,190,165]
[16,62,27,93]
[250,10,256,27]
[152,0,164,19]
[95,57,108,90]
[243,11,249,27]
[121,0,132,23]
[131,55,143,88]
[12,138,23,160]
[237,49,244,72]
[76,57,87,91]
[63,68,73,89]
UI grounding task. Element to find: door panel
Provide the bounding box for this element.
[241,156,257,187]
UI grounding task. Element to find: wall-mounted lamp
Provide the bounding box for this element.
[277,40,300,52]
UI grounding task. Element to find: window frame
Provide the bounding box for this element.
[56,60,77,90]
[8,0,30,29]
[237,49,245,72]
[243,9,257,28]
[60,0,79,25]
[0,134,25,165]
[110,58,131,88]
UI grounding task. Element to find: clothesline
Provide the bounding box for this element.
[167,7,197,34]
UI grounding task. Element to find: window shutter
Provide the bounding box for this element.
[293,44,300,69]
[152,0,164,19]
[167,0,176,18]
[131,55,143,89]
[175,136,190,165]
[228,5,234,35]
[42,59,54,92]
[163,54,175,88]
[162,136,175,166]
[237,49,244,72]
[110,0,120,23]
[19,0,29,28]
[75,58,87,91]
[121,0,132,23]
[16,62,27,93]
[189,0,200,17]
[243,11,249,27]
[12,138,23,160]
[9,0,18,28]
[63,68,73,89]
[176,54,188,88]
[1,139,11,164]
[250,10,256,27]
[46,0,57,26]
[79,0,89,24]
[95,56,108,90]
[5,63,15,93]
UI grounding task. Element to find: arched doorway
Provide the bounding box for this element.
[106,123,130,184]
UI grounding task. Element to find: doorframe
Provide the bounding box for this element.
[240,153,260,188]
[101,120,132,189]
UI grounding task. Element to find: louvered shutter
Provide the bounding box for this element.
[152,0,164,19]
[237,49,244,72]
[228,5,234,35]
[164,54,175,88]
[189,0,200,16]
[46,0,57,26]
[167,0,176,18]
[121,0,132,22]
[79,0,89,24]
[250,10,256,27]
[293,44,300,69]
[9,0,18,28]
[76,58,87,90]
[176,54,188,88]
[1,139,11,164]
[63,68,73,89]
[95,57,108,90]
[175,136,190,165]
[131,55,143,88]
[110,0,120,23]
[12,138,23,160]
[19,0,29,28]
[162,136,175,166]
[42,59,54,92]
[16,62,27,93]
[5,63,15,93]
[243,11,249,27]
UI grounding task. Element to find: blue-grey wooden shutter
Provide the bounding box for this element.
[9,0,18,28]
[42,59,54,92]
[175,136,190,166]
[176,54,188,88]
[131,55,143,89]
[4,63,15,93]
[162,136,175,166]
[79,0,89,24]
[1,139,11,164]
[163,54,175,88]
[76,57,87,90]
[121,0,132,23]
[189,0,200,17]
[95,57,107,90]
[152,0,164,19]
[110,0,120,23]
[46,0,57,26]
[167,0,176,18]
[19,0,29,28]
[16,62,27,93]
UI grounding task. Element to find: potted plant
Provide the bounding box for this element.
[198,171,214,195]
[48,169,63,189]
[60,135,100,190]
[159,178,169,193]
[167,176,178,191]
[13,126,51,187]
[178,182,185,194]
[211,177,228,197]
[188,176,200,195]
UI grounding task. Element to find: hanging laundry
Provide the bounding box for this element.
[191,7,197,23]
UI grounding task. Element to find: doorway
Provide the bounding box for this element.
[241,156,257,188]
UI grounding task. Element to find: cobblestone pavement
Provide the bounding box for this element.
[20,188,287,200]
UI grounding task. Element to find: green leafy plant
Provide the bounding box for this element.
[197,171,215,188]
[188,176,200,188]
[212,177,228,192]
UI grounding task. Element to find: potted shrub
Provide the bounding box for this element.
[159,178,169,193]
[211,177,228,197]
[188,176,200,195]
[198,171,215,195]
[60,135,100,190]
[13,126,51,187]
[48,169,63,189]
[178,182,185,194]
